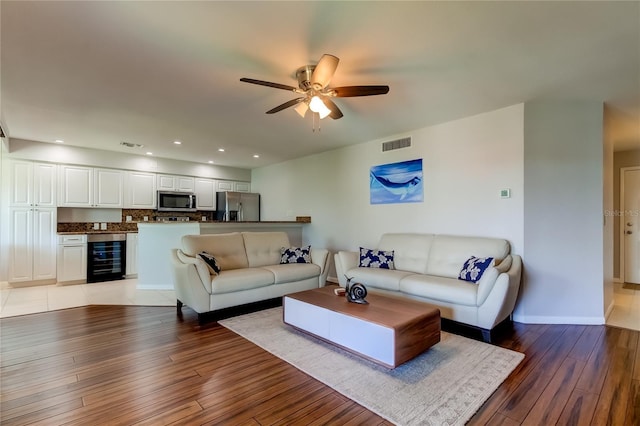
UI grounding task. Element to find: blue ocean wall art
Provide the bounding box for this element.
[370,158,423,204]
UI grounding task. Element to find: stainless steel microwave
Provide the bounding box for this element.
[157,191,197,212]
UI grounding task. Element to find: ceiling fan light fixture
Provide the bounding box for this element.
[309,96,331,119]
[294,101,308,118]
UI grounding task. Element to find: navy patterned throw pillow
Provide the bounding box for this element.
[458,256,494,284]
[198,251,221,275]
[359,247,395,269]
[280,246,311,264]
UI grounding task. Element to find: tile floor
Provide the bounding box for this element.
[607,281,640,331]
[0,279,175,318]
[1,279,638,332]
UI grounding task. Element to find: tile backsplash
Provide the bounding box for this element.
[57,209,216,233]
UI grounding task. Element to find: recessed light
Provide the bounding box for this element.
[218,148,225,152]
[173,140,182,145]
[253,154,260,158]
[55,139,64,144]
[146,152,153,156]
[208,160,214,164]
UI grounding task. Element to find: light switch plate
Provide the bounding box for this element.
[126,215,132,222]
[100,223,107,230]
[500,188,511,199]
[93,222,99,230]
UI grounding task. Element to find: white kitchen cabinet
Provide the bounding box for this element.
[8,207,57,283]
[157,174,195,192]
[125,171,157,208]
[126,233,138,277]
[216,180,250,193]
[57,235,87,283]
[10,160,57,207]
[58,165,123,207]
[216,180,234,192]
[94,168,124,207]
[195,178,216,211]
[58,165,92,206]
[234,182,251,192]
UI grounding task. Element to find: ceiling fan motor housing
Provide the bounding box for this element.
[296,65,316,91]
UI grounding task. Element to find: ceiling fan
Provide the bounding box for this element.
[240,54,389,120]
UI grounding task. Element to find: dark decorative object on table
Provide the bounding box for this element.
[344,276,369,304]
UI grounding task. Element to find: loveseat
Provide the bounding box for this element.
[334,233,522,340]
[171,231,329,319]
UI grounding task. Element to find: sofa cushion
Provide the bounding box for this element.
[263,263,320,284]
[399,274,478,307]
[243,232,290,267]
[210,268,274,294]
[344,267,413,292]
[458,256,494,283]
[182,233,249,271]
[280,246,311,264]
[378,233,435,274]
[425,235,510,279]
[359,247,394,269]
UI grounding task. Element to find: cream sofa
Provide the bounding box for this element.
[171,231,329,319]
[335,233,522,341]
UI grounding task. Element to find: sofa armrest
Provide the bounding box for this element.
[311,248,330,287]
[476,255,513,305]
[170,249,212,314]
[477,254,522,328]
[335,251,359,286]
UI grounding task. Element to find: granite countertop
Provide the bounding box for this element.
[57,230,141,235]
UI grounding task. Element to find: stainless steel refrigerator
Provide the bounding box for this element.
[216,192,260,222]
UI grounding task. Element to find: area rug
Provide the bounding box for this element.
[219,307,524,426]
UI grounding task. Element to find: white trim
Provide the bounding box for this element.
[614,277,623,283]
[512,314,605,325]
[620,166,640,284]
[605,300,615,321]
[326,276,339,284]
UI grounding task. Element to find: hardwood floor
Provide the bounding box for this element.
[1,305,638,425]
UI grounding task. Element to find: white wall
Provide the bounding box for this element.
[520,101,604,324]
[252,104,525,278]
[6,138,251,181]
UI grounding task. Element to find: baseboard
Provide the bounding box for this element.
[512,314,605,325]
[614,277,623,283]
[605,301,615,320]
[136,283,174,290]
[326,276,339,284]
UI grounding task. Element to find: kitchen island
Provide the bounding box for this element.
[137,222,306,289]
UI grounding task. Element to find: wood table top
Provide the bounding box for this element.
[284,286,440,329]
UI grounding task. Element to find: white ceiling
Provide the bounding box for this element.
[2,1,639,169]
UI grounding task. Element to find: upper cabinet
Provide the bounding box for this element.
[58,165,123,208]
[217,180,250,192]
[125,171,157,209]
[10,161,57,207]
[234,182,251,192]
[157,174,195,192]
[194,178,216,211]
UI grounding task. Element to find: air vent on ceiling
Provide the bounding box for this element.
[382,136,411,152]
[120,141,144,149]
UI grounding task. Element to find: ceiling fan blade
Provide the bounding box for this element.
[266,97,306,114]
[311,54,339,90]
[332,85,390,97]
[240,78,298,92]
[323,98,343,120]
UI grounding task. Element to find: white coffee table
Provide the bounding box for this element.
[283,286,440,368]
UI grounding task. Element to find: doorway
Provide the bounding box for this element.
[621,166,640,284]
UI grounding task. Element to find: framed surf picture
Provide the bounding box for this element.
[370,158,423,204]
